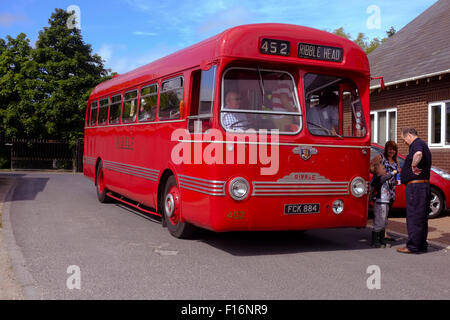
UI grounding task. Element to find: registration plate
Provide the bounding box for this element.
[284,203,320,215]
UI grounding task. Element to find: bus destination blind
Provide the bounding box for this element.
[298,43,343,62]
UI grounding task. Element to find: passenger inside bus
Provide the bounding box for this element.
[270,81,299,131]
[307,90,339,136]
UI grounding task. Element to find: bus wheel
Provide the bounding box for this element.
[96,162,111,203]
[163,176,195,239]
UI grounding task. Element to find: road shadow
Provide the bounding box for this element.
[193,227,386,256]
[0,173,49,202]
[105,194,447,257]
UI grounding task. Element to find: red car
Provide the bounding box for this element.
[370,143,450,218]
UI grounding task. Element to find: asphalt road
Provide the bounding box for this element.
[4,172,450,299]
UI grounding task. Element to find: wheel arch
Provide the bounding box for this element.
[158,169,176,214]
[95,157,103,186]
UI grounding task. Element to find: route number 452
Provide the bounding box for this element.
[227,211,245,220]
[260,38,290,56]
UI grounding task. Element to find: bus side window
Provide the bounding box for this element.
[90,101,98,126]
[123,90,138,123]
[139,84,157,122]
[188,66,216,133]
[109,94,122,125]
[159,77,183,120]
[98,98,109,126]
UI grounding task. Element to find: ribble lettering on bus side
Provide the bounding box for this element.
[116,136,135,150]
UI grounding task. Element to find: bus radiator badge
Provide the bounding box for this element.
[293,146,318,161]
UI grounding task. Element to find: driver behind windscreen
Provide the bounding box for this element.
[307,90,339,135]
[221,91,252,131]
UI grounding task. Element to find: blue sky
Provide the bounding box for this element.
[0,0,438,74]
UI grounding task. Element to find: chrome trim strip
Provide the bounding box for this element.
[103,160,160,174]
[255,189,348,193]
[104,165,158,182]
[179,181,225,193]
[178,174,226,196]
[253,182,349,186]
[180,178,225,188]
[252,181,350,196]
[178,140,371,149]
[104,164,159,180]
[179,185,225,196]
[254,192,349,197]
[178,175,226,184]
[85,119,186,129]
[102,160,160,181]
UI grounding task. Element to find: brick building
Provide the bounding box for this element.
[368,0,450,172]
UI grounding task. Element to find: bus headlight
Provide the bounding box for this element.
[351,177,367,198]
[228,177,250,201]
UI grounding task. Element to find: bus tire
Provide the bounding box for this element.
[96,161,111,203]
[163,176,195,239]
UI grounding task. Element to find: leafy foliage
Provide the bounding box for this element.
[331,26,396,54]
[0,9,112,144]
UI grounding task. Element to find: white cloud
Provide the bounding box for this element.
[97,44,114,62]
[132,31,157,36]
[0,12,28,27]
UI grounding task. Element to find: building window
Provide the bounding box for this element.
[428,101,450,148]
[370,108,397,145]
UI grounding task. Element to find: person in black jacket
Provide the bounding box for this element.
[398,128,432,254]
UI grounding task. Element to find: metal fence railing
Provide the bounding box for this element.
[2,139,84,172]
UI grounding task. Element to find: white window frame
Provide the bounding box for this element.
[428,100,450,149]
[370,108,397,144]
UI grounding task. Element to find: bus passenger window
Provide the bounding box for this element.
[188,67,216,133]
[159,77,183,120]
[90,101,98,126]
[198,66,216,116]
[98,98,109,126]
[304,73,366,138]
[109,94,122,125]
[123,90,138,123]
[139,84,157,122]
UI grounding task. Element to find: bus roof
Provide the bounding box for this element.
[91,23,369,99]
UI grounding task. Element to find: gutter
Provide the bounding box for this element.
[370,69,450,90]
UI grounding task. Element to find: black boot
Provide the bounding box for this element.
[371,231,382,248]
[379,229,391,248]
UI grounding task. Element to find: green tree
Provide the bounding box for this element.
[0,8,111,144]
[31,8,111,143]
[386,26,396,38]
[331,26,396,54]
[0,33,38,139]
[332,27,351,39]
